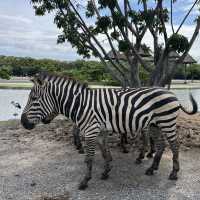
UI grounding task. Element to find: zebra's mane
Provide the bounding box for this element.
[35,72,88,89]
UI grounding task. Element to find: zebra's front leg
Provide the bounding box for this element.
[146,137,156,158]
[97,132,112,180]
[73,125,84,154]
[120,133,129,153]
[78,137,96,190]
[135,130,148,164]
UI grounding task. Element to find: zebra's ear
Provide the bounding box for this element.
[30,74,44,86]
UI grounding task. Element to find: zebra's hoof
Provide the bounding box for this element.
[169,171,178,180]
[135,158,142,165]
[145,168,154,176]
[78,182,88,190]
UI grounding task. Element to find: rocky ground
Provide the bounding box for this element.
[0,113,200,200]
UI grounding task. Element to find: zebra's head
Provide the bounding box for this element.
[21,74,58,130]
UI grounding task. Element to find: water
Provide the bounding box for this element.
[0,89,30,121]
[0,88,200,121]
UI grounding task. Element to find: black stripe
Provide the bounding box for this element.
[129,88,157,132]
[156,116,177,125]
[159,123,176,129]
[65,81,76,118]
[98,90,106,121]
[103,89,114,131]
[93,90,104,122]
[80,110,93,131]
[78,91,93,128]
[142,116,149,128]
[108,89,114,106]
[60,80,70,113]
[135,90,169,110]
[153,106,180,118]
[135,97,178,131]
[166,133,176,140]
[114,93,121,132]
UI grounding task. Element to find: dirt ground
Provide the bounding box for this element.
[0,114,200,200]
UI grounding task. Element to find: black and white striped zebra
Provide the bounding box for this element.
[21,72,198,190]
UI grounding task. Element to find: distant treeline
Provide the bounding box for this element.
[0,55,118,85]
[0,55,199,84]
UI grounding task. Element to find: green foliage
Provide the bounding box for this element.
[174,64,200,80]
[140,8,169,33]
[86,1,95,18]
[118,40,129,52]
[111,30,120,39]
[188,64,200,80]
[139,66,150,85]
[96,16,111,31]
[29,0,198,87]
[0,55,119,85]
[112,11,126,27]
[0,66,11,79]
[98,0,117,9]
[168,34,189,53]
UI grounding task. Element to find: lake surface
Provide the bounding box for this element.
[0,89,30,121]
[0,88,199,121]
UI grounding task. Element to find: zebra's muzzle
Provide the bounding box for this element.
[41,113,57,124]
[21,113,35,130]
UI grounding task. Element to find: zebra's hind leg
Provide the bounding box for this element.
[145,132,166,176]
[167,136,180,180]
[97,131,113,180]
[78,137,97,190]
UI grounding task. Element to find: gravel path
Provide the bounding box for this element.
[0,120,200,200]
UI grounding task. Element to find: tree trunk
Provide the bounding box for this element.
[130,58,141,88]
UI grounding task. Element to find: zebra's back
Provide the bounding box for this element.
[93,87,180,134]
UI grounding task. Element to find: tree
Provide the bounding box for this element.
[0,66,11,79]
[30,0,200,87]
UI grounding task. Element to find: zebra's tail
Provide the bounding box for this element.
[180,94,198,115]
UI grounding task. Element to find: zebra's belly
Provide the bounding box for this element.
[99,109,153,134]
[103,118,142,134]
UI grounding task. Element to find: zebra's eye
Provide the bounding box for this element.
[31,96,38,101]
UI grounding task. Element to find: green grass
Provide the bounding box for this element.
[0,81,200,90]
[0,119,19,126]
[0,82,33,89]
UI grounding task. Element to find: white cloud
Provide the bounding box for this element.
[0,14,33,24]
[0,0,199,62]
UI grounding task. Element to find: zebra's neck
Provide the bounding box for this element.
[49,77,89,123]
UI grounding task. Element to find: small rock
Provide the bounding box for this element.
[14,174,20,177]
[30,181,37,187]
[182,146,190,151]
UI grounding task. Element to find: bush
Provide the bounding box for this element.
[0,67,11,79]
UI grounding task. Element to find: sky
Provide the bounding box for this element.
[0,0,200,62]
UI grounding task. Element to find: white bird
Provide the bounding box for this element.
[11,101,21,109]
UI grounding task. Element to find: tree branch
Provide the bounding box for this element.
[176,0,199,34]
[170,0,175,33]
[90,0,130,73]
[68,1,128,77]
[119,27,153,73]
[114,0,138,37]
[157,0,168,43]
[177,17,200,64]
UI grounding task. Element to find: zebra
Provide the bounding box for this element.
[72,124,130,154]
[21,72,198,190]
